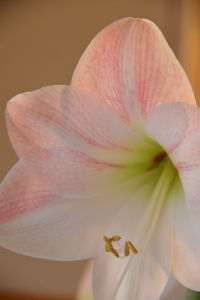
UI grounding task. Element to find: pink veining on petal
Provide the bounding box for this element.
[0,162,55,222]
[72,17,195,124]
[6,85,135,161]
[145,102,188,155]
[72,18,133,121]
[0,145,125,222]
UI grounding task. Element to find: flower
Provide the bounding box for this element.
[0,17,200,299]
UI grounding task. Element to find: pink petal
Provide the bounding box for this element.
[146,102,200,209]
[6,85,135,206]
[72,18,195,122]
[0,162,130,260]
[6,85,134,163]
[173,191,200,290]
[0,149,126,214]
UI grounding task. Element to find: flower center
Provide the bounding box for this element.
[148,151,167,170]
[124,134,178,181]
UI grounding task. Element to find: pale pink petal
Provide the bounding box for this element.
[145,102,188,153]
[173,189,200,291]
[5,85,134,206]
[0,151,127,222]
[25,147,128,200]
[0,155,123,222]
[6,85,134,164]
[0,162,132,260]
[0,161,54,222]
[146,102,200,208]
[72,18,195,122]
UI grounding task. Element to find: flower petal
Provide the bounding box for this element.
[93,249,169,300]
[25,148,128,200]
[161,276,186,300]
[72,18,195,122]
[145,102,188,153]
[146,102,200,209]
[0,161,132,260]
[173,187,200,291]
[77,263,186,300]
[6,85,134,164]
[0,161,53,222]
[6,85,135,204]
[92,179,173,300]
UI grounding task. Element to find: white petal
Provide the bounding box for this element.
[173,186,200,290]
[92,181,174,300]
[93,250,169,300]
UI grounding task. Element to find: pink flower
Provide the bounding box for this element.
[0,18,199,299]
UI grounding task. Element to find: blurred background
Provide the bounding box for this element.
[0,0,199,299]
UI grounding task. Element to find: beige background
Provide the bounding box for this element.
[0,0,199,299]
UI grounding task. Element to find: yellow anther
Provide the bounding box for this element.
[105,244,110,252]
[103,236,111,244]
[126,241,138,255]
[109,246,119,258]
[103,236,119,257]
[103,236,138,258]
[124,241,130,256]
[111,235,121,242]
[103,236,111,252]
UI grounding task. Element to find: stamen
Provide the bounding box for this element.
[103,236,138,258]
[124,241,138,256]
[103,236,119,257]
[109,247,120,258]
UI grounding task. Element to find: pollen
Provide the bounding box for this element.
[103,235,138,258]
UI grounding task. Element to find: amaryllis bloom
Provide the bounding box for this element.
[0,17,200,300]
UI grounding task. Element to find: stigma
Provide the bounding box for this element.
[103,235,138,258]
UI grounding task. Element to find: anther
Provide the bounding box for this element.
[124,241,138,256]
[103,235,138,258]
[109,247,119,258]
[111,235,121,242]
[103,236,119,257]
